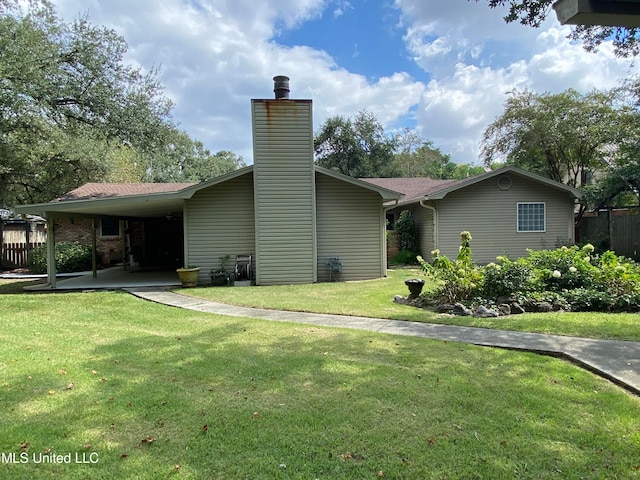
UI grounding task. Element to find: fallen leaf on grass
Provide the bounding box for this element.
[202,425,208,432]
[252,412,260,419]
[174,464,181,471]
[91,370,97,376]
[48,390,55,395]
[120,454,128,459]
[65,383,74,390]
[59,369,67,375]
[377,471,384,477]
[140,436,155,444]
[20,442,29,452]
[82,443,91,449]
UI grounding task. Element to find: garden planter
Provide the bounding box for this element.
[176,267,200,287]
[404,278,425,299]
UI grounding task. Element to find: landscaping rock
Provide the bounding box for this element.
[474,305,500,318]
[498,303,511,316]
[453,303,473,316]
[535,301,553,312]
[393,295,409,305]
[437,304,455,314]
[510,302,526,315]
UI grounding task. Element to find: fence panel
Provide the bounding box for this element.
[1,223,47,268]
[611,211,640,260]
[577,208,640,260]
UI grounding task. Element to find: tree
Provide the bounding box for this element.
[393,128,458,178]
[0,2,241,206]
[480,88,636,189]
[314,111,398,178]
[147,127,245,183]
[471,0,640,57]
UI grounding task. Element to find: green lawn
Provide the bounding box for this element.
[1,288,639,479]
[179,268,640,342]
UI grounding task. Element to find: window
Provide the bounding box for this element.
[386,212,396,230]
[517,203,545,232]
[100,218,120,237]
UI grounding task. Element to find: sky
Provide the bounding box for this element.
[48,0,640,166]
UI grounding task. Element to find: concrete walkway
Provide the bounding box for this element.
[125,287,640,396]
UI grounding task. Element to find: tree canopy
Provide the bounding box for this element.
[0,1,243,207]
[480,88,637,190]
[472,0,640,57]
[314,113,486,179]
[314,111,399,178]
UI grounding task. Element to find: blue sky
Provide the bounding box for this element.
[48,0,639,165]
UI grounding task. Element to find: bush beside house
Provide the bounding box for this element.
[414,232,640,314]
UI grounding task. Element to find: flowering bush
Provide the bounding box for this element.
[417,232,481,304]
[417,232,640,312]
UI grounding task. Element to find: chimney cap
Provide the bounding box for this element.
[273,75,290,100]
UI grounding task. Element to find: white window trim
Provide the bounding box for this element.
[517,202,546,233]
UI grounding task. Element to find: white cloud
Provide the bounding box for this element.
[46,0,640,168]
[395,0,640,165]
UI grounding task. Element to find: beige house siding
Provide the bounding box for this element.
[434,173,575,264]
[316,173,385,281]
[252,99,316,285]
[184,172,255,284]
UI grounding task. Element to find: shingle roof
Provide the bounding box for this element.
[54,183,196,202]
[360,177,467,203]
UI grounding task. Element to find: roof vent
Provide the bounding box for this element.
[273,75,290,100]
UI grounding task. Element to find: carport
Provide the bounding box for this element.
[15,183,195,288]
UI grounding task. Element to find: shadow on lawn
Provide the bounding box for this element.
[2,308,638,478]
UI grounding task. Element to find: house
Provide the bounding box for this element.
[363,167,582,264]
[15,76,401,288]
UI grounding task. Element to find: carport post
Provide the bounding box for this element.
[46,215,56,288]
[91,218,97,279]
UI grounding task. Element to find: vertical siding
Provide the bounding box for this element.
[185,172,255,284]
[252,100,316,285]
[316,174,385,281]
[436,173,576,264]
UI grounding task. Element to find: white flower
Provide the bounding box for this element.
[569,266,577,273]
[552,270,562,278]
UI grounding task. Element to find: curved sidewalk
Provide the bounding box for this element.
[125,287,640,396]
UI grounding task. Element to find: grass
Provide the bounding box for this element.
[0,289,639,479]
[178,268,640,342]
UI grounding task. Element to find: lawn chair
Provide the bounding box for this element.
[325,256,342,282]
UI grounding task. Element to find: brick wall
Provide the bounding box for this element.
[54,218,124,266]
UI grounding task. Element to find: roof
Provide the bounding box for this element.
[360,177,466,204]
[362,166,582,205]
[15,165,402,218]
[54,183,196,202]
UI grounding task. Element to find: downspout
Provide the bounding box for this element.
[419,199,437,257]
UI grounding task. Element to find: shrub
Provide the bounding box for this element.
[390,249,420,265]
[480,257,532,299]
[418,232,481,304]
[416,233,640,313]
[395,211,419,254]
[29,242,94,273]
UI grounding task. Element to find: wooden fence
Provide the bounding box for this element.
[1,222,47,269]
[577,208,640,260]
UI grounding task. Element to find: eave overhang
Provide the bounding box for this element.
[553,0,640,27]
